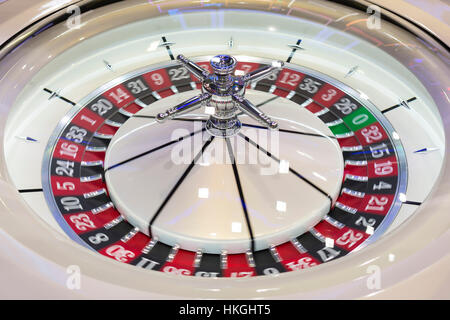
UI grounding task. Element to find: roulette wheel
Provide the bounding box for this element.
[0,0,449,299]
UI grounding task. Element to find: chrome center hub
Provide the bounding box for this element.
[156,54,284,137]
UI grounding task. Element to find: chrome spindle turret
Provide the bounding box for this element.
[156,54,284,137]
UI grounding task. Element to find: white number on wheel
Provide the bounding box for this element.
[365,195,389,211]
[333,98,358,115]
[65,126,87,144]
[108,88,130,104]
[91,99,113,116]
[59,143,79,159]
[321,89,337,101]
[279,72,302,86]
[105,245,135,262]
[374,161,394,176]
[355,216,376,227]
[69,213,95,231]
[285,257,317,270]
[150,73,164,86]
[336,230,364,249]
[361,125,383,143]
[127,80,149,94]
[299,78,322,94]
[88,233,109,245]
[168,67,190,81]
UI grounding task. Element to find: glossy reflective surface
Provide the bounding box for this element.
[105,87,344,253]
[0,0,448,298]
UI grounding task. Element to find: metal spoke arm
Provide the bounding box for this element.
[177,54,210,81]
[232,94,278,130]
[242,60,284,84]
[156,93,211,123]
